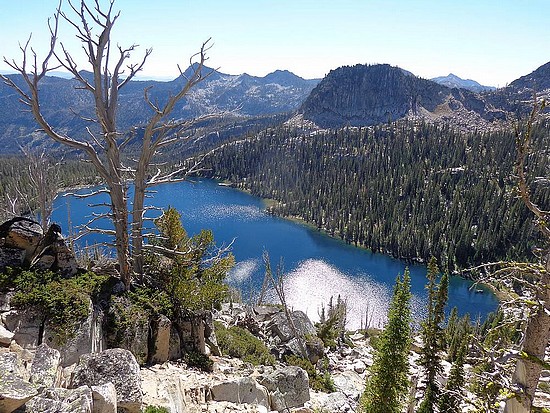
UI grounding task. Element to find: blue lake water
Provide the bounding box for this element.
[52,178,498,329]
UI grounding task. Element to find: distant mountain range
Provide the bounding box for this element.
[1,61,550,153]
[431,73,496,93]
[298,62,550,129]
[0,67,319,153]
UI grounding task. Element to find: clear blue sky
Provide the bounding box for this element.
[1,0,548,87]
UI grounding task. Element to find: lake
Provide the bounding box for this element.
[52,178,498,329]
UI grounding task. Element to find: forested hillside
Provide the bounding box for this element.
[201,120,549,270]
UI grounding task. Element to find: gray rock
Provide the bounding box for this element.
[352,359,366,374]
[258,365,310,411]
[91,382,117,413]
[0,247,26,270]
[332,370,364,401]
[308,391,354,413]
[150,314,171,364]
[0,217,43,263]
[267,311,316,344]
[30,343,61,388]
[168,325,182,361]
[32,223,78,277]
[42,300,102,367]
[25,385,93,413]
[0,290,15,311]
[70,348,142,413]
[104,296,149,365]
[0,352,38,412]
[210,377,269,408]
[0,323,15,346]
[141,364,208,413]
[2,309,43,349]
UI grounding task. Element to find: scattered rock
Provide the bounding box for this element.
[70,348,142,413]
[30,343,61,389]
[210,377,269,408]
[91,382,117,413]
[0,322,15,346]
[332,370,364,401]
[307,391,354,413]
[258,366,310,411]
[0,352,38,412]
[24,385,93,413]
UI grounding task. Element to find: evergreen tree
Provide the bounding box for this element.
[361,270,412,413]
[438,334,468,413]
[418,257,449,413]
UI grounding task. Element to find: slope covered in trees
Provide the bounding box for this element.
[201,120,549,270]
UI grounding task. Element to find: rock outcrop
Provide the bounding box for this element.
[258,366,310,411]
[0,217,77,276]
[70,348,142,413]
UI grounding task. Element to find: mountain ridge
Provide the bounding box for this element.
[298,62,550,129]
[431,73,496,93]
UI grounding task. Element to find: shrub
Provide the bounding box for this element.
[2,268,109,344]
[214,321,275,366]
[184,350,213,372]
[143,406,170,413]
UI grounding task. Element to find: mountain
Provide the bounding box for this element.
[0,67,320,153]
[431,73,496,93]
[508,61,550,92]
[298,64,504,129]
[298,62,550,129]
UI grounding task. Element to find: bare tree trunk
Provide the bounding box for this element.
[504,99,550,412]
[504,256,550,413]
[1,1,212,290]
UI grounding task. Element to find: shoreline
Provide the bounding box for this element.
[218,178,504,303]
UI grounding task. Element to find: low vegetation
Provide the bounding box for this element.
[0,267,109,343]
[214,321,275,366]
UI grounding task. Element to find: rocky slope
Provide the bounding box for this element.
[299,61,550,130]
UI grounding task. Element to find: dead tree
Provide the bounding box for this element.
[1,0,214,289]
[503,99,550,413]
[21,147,61,233]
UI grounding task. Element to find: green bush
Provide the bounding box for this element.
[285,355,335,393]
[143,406,170,413]
[214,321,275,366]
[1,268,109,343]
[184,350,213,372]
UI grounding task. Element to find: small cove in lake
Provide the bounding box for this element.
[52,178,498,329]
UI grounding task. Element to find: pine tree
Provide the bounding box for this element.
[438,334,468,413]
[418,257,449,413]
[360,270,412,413]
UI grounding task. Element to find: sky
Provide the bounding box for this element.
[0,1,549,87]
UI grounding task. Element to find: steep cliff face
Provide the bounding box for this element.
[298,63,550,129]
[299,64,486,128]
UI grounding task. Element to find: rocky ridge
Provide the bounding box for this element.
[299,61,550,131]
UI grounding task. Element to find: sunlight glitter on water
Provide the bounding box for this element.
[281,259,425,330]
[227,258,260,284]
[187,204,264,222]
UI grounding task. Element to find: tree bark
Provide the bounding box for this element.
[504,255,550,413]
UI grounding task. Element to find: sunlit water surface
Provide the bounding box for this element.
[53,178,498,329]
